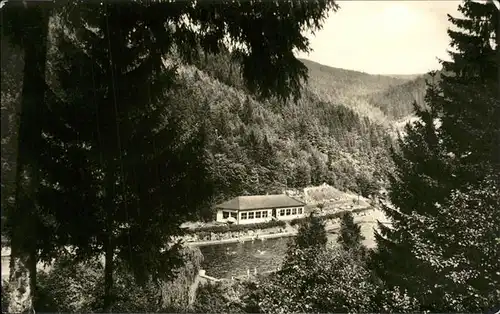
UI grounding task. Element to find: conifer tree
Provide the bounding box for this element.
[293,213,328,251]
[279,213,328,278]
[38,7,219,310]
[254,214,377,313]
[337,211,364,254]
[240,96,255,125]
[2,2,54,311]
[251,213,327,313]
[372,1,500,311]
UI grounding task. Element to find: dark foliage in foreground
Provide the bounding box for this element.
[1,0,337,311]
[372,0,500,311]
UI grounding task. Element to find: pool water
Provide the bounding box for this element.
[199,233,338,278]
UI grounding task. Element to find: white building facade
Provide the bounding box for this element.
[215,194,306,225]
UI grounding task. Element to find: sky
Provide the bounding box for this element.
[295,1,462,75]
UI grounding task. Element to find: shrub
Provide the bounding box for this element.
[36,257,102,312]
[337,211,365,256]
[35,247,203,312]
[254,247,379,313]
[1,279,11,313]
[185,220,286,235]
[290,208,370,226]
[191,281,246,314]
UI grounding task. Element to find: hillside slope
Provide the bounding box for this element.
[299,59,431,121]
[299,58,409,99]
[194,54,429,125]
[168,58,397,215]
[367,71,442,119]
[366,75,427,119]
[385,74,425,80]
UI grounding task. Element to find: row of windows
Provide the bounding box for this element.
[278,207,303,216]
[241,210,268,220]
[222,211,238,219]
[222,207,303,220]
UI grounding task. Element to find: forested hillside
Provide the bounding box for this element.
[1,42,426,224]
[366,74,440,119]
[169,55,402,211]
[298,59,406,124]
[164,50,435,212]
[299,59,431,121]
[189,51,429,122]
[299,59,408,98]
[1,42,427,225]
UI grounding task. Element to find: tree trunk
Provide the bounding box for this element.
[27,249,37,309]
[7,253,31,313]
[102,171,116,312]
[103,233,114,312]
[7,249,39,313]
[7,3,51,312]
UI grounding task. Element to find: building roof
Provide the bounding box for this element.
[216,194,306,211]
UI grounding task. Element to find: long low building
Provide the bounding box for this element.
[216,194,307,225]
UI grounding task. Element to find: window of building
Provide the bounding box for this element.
[262,211,268,218]
[255,211,261,219]
[241,213,247,220]
[279,209,285,216]
[286,208,291,215]
[223,211,229,219]
[298,208,303,214]
[292,208,297,215]
[248,212,254,219]
[231,212,237,219]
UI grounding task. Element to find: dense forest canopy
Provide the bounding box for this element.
[173,59,397,206]
[185,45,438,205]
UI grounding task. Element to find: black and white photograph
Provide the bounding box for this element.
[1,0,499,312]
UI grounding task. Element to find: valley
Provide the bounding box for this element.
[2,0,496,312]
[169,53,429,214]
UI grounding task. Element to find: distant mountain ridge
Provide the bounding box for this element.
[188,53,430,132]
[298,59,425,81]
[384,74,425,80]
[299,58,409,98]
[298,58,432,121]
